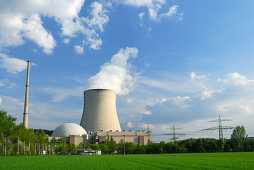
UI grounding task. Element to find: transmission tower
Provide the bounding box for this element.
[163,124,186,142]
[202,114,234,139]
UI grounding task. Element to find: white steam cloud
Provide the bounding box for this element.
[86,47,138,95]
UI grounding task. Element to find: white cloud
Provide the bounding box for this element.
[217,72,254,86]
[121,0,165,19]
[83,2,109,32]
[74,45,84,54]
[126,98,133,103]
[22,14,56,54]
[120,0,182,21]
[190,72,206,80]
[160,5,178,18]
[0,0,110,53]
[160,96,191,105]
[201,90,213,100]
[0,53,27,74]
[86,47,138,95]
[0,97,2,105]
[88,37,102,50]
[143,110,152,115]
[122,0,165,7]
[178,12,184,21]
[63,38,70,44]
[127,121,133,128]
[138,12,145,22]
[82,2,109,50]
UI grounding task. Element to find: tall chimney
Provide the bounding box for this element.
[23,60,30,128]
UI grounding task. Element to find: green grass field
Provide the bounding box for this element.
[0,152,253,169]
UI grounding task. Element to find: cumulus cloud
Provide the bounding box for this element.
[160,5,178,18]
[0,53,28,74]
[0,97,2,105]
[0,0,110,53]
[74,45,84,54]
[23,14,56,54]
[83,2,109,32]
[81,1,109,50]
[120,0,182,20]
[121,0,165,19]
[217,72,254,86]
[87,37,102,50]
[86,47,138,95]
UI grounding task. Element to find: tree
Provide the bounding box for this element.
[202,138,218,152]
[117,139,124,154]
[68,144,77,154]
[40,130,46,152]
[55,137,67,154]
[219,138,226,152]
[15,124,26,156]
[91,144,100,150]
[125,142,136,154]
[100,144,108,154]
[50,137,56,155]
[0,110,16,156]
[84,142,91,149]
[231,125,247,151]
[27,128,34,155]
[106,137,116,153]
[78,142,85,149]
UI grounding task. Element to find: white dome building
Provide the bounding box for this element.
[52,123,87,137]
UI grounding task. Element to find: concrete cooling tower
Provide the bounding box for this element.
[80,89,121,133]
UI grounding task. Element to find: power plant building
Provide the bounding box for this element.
[95,130,152,145]
[51,89,152,146]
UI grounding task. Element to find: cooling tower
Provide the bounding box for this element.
[80,89,121,133]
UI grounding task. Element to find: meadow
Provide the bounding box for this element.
[0,152,253,169]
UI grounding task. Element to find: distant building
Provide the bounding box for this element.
[50,124,152,146]
[94,130,152,145]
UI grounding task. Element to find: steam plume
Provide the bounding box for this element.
[86,47,138,95]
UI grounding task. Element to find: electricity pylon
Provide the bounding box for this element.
[202,114,234,139]
[163,124,186,142]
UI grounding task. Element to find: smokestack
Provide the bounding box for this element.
[80,89,121,133]
[23,60,30,128]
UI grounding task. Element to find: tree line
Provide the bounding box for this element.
[1,110,254,156]
[0,110,58,156]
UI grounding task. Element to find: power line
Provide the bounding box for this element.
[163,124,186,142]
[202,114,234,139]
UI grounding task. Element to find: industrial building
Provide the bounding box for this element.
[51,89,152,146]
[94,130,152,145]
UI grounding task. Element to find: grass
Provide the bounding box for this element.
[0,152,254,169]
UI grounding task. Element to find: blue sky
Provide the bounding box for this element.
[1,0,254,141]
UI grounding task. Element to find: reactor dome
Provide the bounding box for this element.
[52,123,87,137]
